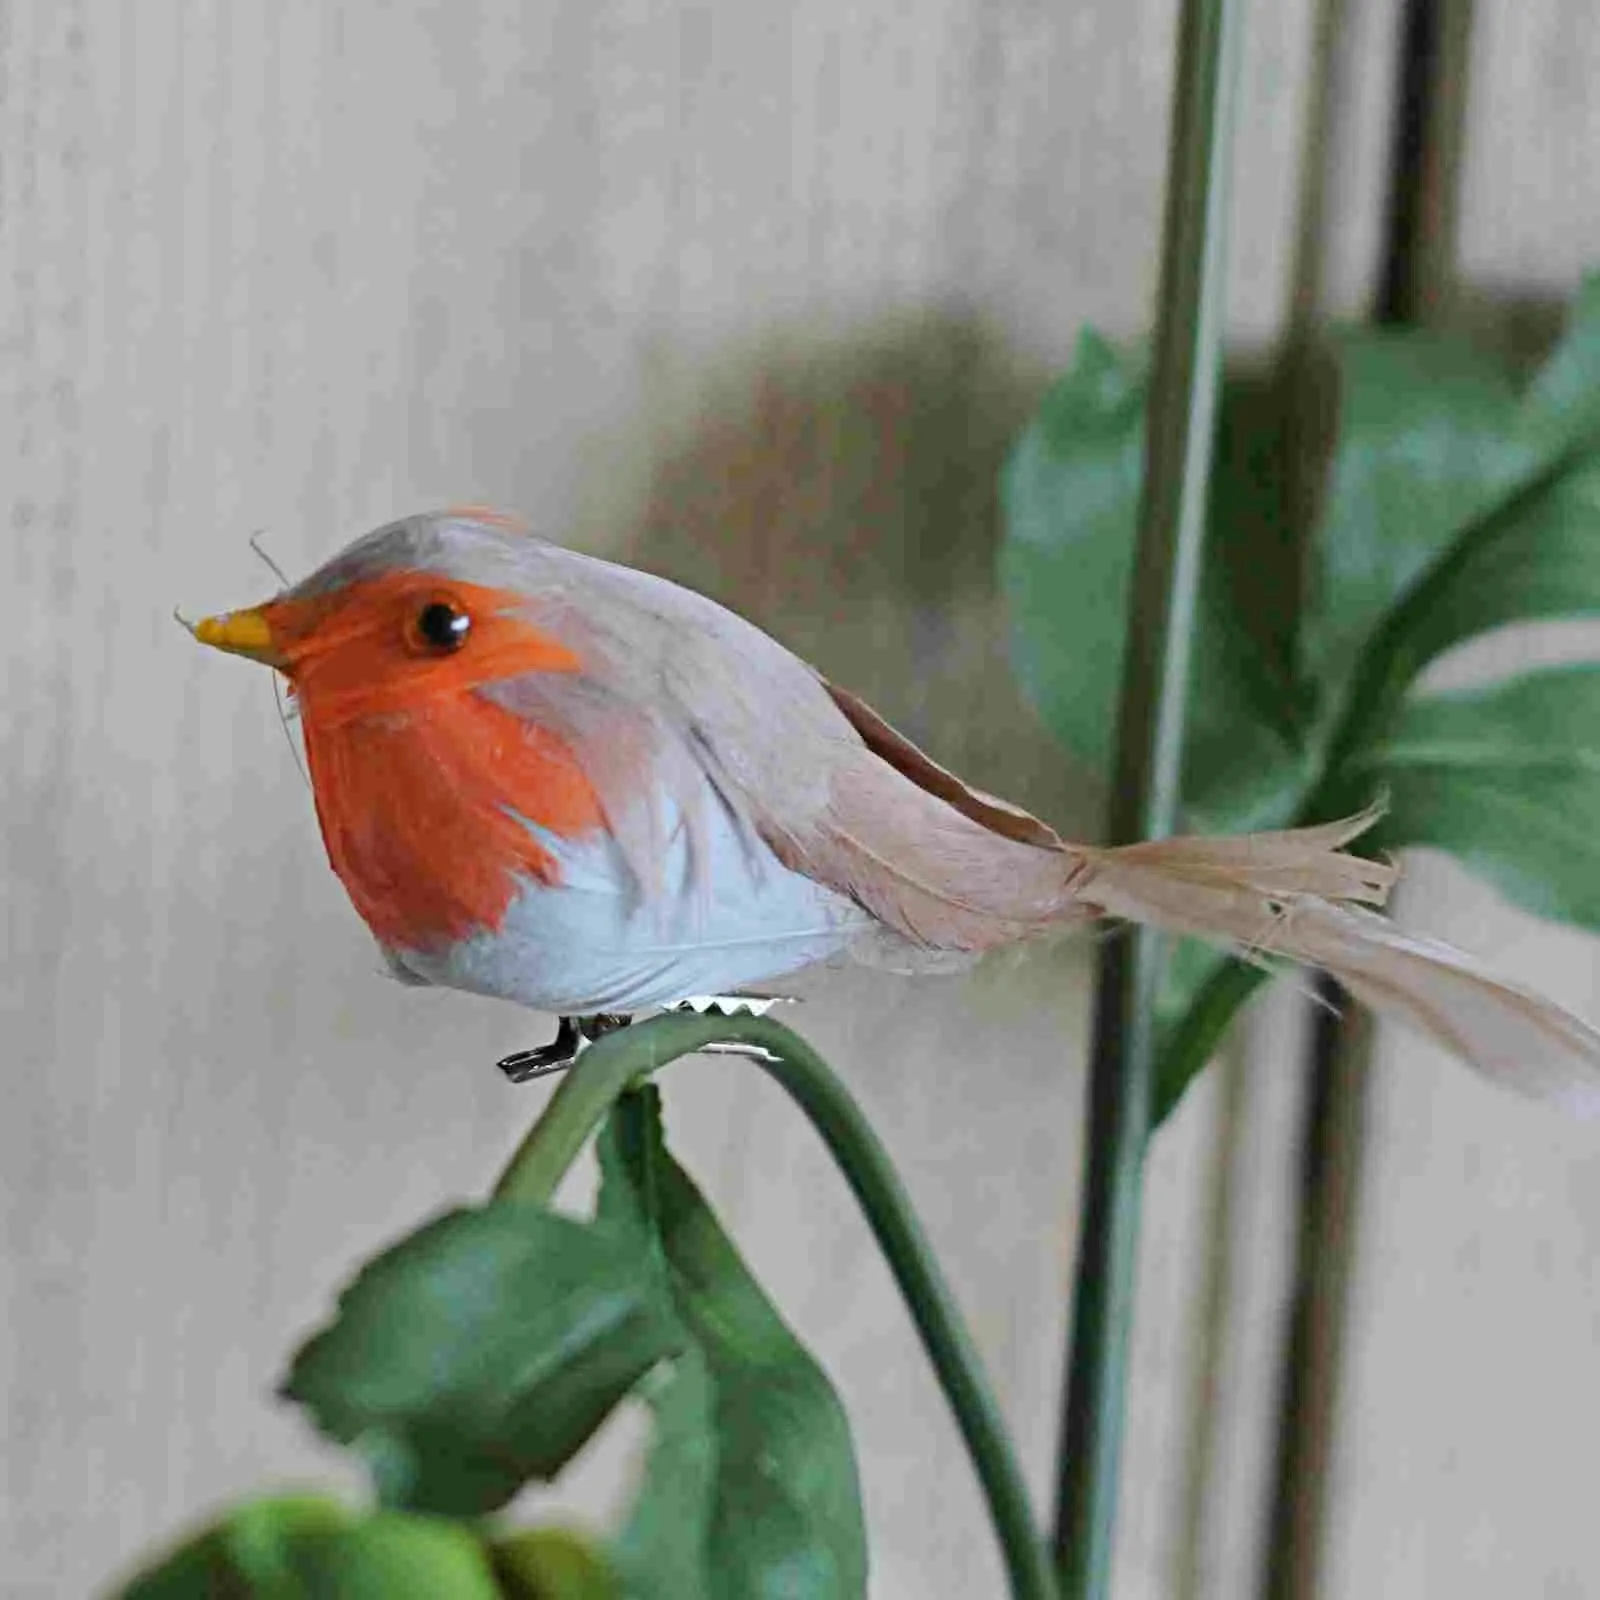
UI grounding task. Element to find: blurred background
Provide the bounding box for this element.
[4,1,1599,1595]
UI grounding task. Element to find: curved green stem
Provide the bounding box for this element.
[493,1012,1058,1600]
[492,1013,730,1205]
[1154,958,1273,1122]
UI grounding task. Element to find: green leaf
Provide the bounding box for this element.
[1378,456,1600,676]
[1367,664,1600,931]
[276,1515,503,1598]
[492,1527,619,1600]
[1155,956,1273,1125]
[1000,331,1148,777]
[1004,283,1600,1130]
[600,1089,868,1600]
[1000,336,1304,831]
[283,1205,682,1515]
[611,1353,720,1598]
[1183,373,1317,830]
[1000,338,1310,1126]
[116,1494,350,1599]
[115,1525,233,1599]
[1523,274,1600,441]
[113,1497,501,1599]
[1310,283,1600,707]
[1305,333,1530,686]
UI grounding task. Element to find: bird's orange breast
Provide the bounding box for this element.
[250,569,607,952]
[300,694,605,951]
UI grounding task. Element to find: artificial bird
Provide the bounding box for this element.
[190,508,1600,1109]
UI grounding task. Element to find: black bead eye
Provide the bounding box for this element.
[410,599,471,654]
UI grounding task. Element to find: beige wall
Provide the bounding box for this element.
[3,3,1597,1597]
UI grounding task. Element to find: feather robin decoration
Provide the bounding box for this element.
[192,508,1600,1111]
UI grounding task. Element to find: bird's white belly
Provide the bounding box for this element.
[389,802,871,1014]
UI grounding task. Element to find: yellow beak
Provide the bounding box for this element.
[190,607,287,669]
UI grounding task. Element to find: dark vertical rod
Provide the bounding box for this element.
[1376,0,1457,325]
[1261,991,1373,1600]
[1051,0,1245,1593]
[1262,4,1470,1596]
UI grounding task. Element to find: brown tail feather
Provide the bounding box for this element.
[1077,808,1600,1117]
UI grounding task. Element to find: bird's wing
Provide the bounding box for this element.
[446,524,1600,1112]
[479,540,1088,951]
[820,680,1067,849]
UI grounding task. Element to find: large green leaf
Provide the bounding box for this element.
[1523,274,1600,442]
[283,1205,682,1515]
[1305,333,1529,687]
[1375,455,1600,679]
[116,1494,351,1599]
[1367,665,1600,931]
[1001,335,1306,832]
[269,1515,504,1598]
[1181,368,1321,830]
[612,1353,720,1598]
[1000,331,1149,778]
[600,1089,867,1600]
[114,1496,502,1599]
[1001,337,1310,1126]
[1309,280,1600,705]
[1000,280,1600,1126]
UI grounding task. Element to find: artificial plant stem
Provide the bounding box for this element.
[492,1013,1059,1600]
[492,1013,728,1205]
[1052,0,1245,1593]
[1155,959,1271,1120]
[1263,7,1468,1595]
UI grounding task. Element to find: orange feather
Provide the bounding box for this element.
[262,569,604,949]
